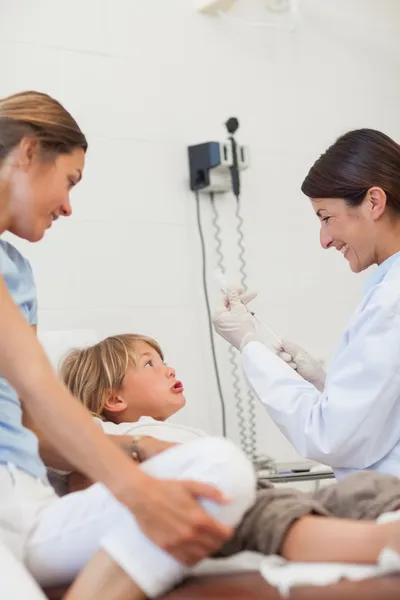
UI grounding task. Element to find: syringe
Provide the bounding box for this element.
[249,311,282,346]
[214,269,282,346]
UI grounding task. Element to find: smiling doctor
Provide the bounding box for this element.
[213,128,400,481]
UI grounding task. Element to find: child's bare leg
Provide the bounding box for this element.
[282,516,400,563]
[65,550,145,600]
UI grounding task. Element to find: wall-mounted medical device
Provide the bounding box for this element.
[188,137,249,194]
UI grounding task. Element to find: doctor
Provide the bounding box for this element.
[213,128,400,481]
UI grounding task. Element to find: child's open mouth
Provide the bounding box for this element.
[171,381,184,393]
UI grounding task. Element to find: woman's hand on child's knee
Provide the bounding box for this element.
[136,436,178,462]
[131,474,233,565]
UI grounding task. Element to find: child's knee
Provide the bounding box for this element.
[141,436,256,526]
[194,438,256,524]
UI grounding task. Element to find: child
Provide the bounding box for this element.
[60,333,207,445]
[59,333,400,564]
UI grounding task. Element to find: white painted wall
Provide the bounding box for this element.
[1,0,399,463]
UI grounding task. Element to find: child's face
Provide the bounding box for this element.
[105,340,186,422]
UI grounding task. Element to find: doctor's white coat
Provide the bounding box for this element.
[241,252,400,480]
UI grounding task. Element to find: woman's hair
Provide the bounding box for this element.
[59,334,163,419]
[301,129,400,213]
[0,90,87,161]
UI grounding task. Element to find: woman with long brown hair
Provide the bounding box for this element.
[0,91,254,599]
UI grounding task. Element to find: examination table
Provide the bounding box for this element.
[44,571,400,599]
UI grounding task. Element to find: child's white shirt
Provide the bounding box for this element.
[48,416,207,495]
[93,415,207,444]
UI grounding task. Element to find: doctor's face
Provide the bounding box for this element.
[311,196,378,273]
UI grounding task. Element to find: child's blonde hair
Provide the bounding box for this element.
[59,334,163,419]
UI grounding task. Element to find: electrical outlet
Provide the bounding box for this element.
[195,0,237,15]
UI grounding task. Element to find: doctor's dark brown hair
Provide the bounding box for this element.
[0,91,87,162]
[301,129,400,214]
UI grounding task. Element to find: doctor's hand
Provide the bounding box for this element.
[222,285,258,308]
[276,338,326,392]
[213,291,260,351]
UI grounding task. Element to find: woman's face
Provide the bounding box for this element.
[4,139,85,242]
[311,189,387,273]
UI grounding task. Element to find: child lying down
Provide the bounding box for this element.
[56,333,400,564]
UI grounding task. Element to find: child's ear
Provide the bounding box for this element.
[103,390,128,414]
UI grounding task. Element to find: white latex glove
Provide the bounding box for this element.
[213,291,260,351]
[276,338,327,392]
[236,287,258,306]
[220,284,258,308]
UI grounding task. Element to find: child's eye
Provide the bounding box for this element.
[145,360,153,368]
